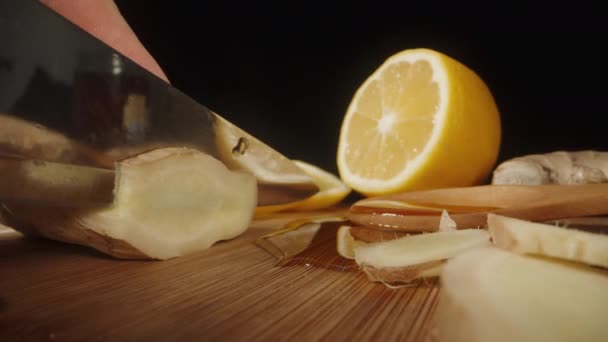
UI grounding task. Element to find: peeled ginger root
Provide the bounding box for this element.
[492,150,608,185]
[488,213,608,268]
[352,229,490,286]
[7,147,257,260]
[430,247,608,342]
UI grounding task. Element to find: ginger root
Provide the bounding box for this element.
[429,247,608,342]
[5,147,257,260]
[0,114,113,167]
[492,150,608,185]
[488,213,608,268]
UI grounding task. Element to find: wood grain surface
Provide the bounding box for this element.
[0,212,440,341]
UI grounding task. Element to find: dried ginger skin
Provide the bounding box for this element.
[7,148,258,260]
[492,150,608,185]
[6,207,148,259]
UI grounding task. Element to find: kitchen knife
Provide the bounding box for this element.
[0,0,319,207]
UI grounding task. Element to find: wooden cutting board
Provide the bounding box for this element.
[0,210,440,341]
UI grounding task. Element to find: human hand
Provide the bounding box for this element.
[40,0,169,83]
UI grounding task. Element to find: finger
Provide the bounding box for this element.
[41,0,169,83]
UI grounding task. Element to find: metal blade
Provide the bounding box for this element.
[0,0,318,206]
[0,156,114,207]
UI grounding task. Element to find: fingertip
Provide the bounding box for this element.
[40,0,170,83]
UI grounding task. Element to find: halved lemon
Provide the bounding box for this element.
[255,160,351,215]
[337,48,501,196]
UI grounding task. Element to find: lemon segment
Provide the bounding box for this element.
[337,48,501,196]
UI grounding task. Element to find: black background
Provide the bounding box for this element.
[114,1,607,175]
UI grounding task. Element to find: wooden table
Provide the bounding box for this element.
[0,212,440,341]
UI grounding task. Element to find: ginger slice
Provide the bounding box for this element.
[6,147,257,260]
[337,225,415,259]
[255,216,347,265]
[349,226,411,243]
[429,247,608,342]
[336,225,366,259]
[488,213,608,268]
[353,229,490,286]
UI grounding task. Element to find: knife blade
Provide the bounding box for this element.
[0,0,318,207]
[0,156,115,207]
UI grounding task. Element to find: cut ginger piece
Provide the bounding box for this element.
[488,213,608,268]
[6,147,257,260]
[353,229,490,286]
[336,225,366,259]
[430,247,608,342]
